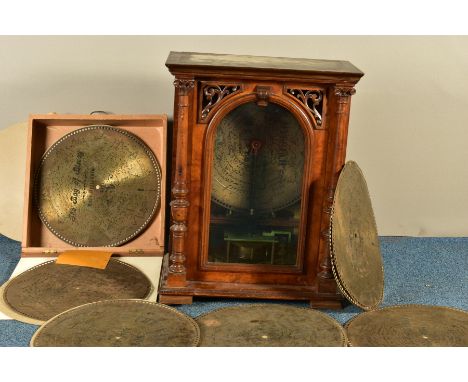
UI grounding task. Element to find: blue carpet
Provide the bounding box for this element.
[0,234,466,346]
[0,234,21,285]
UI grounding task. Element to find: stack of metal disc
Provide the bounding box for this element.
[0,259,152,324]
[196,304,347,346]
[31,300,200,347]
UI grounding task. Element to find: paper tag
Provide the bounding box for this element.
[55,250,113,269]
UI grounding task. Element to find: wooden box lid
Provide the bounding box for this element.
[22,114,167,257]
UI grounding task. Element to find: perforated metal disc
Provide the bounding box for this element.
[211,102,305,214]
[31,300,200,347]
[196,304,347,347]
[34,125,162,247]
[1,259,152,324]
[330,161,384,310]
[345,305,468,347]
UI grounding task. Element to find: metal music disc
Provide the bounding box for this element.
[212,102,305,214]
[330,161,384,310]
[34,125,162,247]
[196,304,347,346]
[345,305,468,347]
[31,300,200,347]
[1,259,152,324]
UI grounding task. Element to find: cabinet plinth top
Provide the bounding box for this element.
[166,51,364,80]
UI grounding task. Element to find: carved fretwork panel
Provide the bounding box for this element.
[285,88,325,128]
[198,83,242,122]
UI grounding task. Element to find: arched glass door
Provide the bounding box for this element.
[208,102,305,266]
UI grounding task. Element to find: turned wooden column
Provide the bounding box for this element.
[317,85,356,288]
[166,78,194,287]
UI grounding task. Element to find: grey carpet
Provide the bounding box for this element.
[0,234,466,346]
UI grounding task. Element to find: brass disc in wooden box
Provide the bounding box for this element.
[196,304,347,346]
[330,161,384,310]
[34,125,162,247]
[31,300,200,347]
[345,305,468,347]
[0,259,152,324]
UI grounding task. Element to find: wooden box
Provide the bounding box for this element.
[21,114,167,257]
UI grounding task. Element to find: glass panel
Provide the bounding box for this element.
[208,102,305,266]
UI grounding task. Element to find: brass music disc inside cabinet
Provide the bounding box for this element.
[159,52,364,308]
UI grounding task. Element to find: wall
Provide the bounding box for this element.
[0,36,467,237]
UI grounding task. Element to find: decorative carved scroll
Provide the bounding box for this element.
[255,85,271,107]
[287,89,323,126]
[174,79,195,96]
[334,87,356,97]
[334,87,356,114]
[200,84,240,120]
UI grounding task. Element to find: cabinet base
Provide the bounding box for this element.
[158,294,193,305]
[159,267,344,309]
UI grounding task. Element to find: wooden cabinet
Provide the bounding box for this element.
[158,52,363,308]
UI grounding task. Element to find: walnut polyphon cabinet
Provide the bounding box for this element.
[159,51,363,308]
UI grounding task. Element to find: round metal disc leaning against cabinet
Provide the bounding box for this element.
[0,259,152,325]
[34,125,162,247]
[30,300,200,347]
[195,304,347,346]
[345,305,468,347]
[330,161,384,310]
